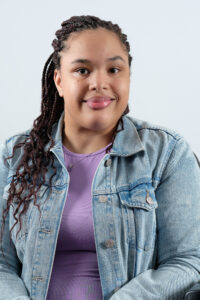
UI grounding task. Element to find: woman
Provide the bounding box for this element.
[0,15,200,300]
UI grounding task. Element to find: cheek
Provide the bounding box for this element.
[117,79,130,97]
[63,81,82,98]
[70,79,86,94]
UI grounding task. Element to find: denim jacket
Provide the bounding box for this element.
[1,111,200,300]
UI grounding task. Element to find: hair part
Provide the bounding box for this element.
[0,15,132,263]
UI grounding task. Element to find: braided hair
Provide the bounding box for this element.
[0,15,133,255]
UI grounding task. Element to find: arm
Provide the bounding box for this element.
[0,142,30,300]
[110,137,200,300]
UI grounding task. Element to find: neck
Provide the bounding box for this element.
[62,125,116,155]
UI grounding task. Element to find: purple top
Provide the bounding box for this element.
[46,142,112,300]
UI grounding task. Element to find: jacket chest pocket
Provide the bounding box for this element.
[118,183,158,251]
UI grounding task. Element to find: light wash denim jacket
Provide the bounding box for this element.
[0,111,200,300]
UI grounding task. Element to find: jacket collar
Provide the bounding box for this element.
[47,111,145,157]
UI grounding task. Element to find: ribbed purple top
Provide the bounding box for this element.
[46,142,112,300]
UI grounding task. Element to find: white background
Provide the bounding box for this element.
[0,0,199,157]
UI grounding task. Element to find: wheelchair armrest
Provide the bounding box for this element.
[184,283,200,300]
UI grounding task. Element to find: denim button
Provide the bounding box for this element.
[104,159,112,167]
[99,195,108,203]
[146,190,153,204]
[105,239,114,248]
[146,196,153,204]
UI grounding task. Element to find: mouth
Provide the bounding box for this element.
[82,98,115,109]
[82,98,115,103]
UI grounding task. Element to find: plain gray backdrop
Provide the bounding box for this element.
[0,0,199,157]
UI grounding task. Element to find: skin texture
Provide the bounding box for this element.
[54,28,131,154]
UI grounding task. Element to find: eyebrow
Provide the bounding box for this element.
[70,55,126,64]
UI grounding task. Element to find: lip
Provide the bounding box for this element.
[82,96,115,103]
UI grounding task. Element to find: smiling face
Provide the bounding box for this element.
[54,27,130,151]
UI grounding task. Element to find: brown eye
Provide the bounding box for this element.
[109,67,120,73]
[76,68,89,75]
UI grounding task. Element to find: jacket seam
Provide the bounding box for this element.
[6,134,29,144]
[136,127,182,141]
[135,127,182,187]
[4,140,11,169]
[156,137,185,190]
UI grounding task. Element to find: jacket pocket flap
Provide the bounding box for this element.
[118,184,158,211]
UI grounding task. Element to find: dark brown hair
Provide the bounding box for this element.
[0,15,132,257]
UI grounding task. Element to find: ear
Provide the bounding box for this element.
[54,69,63,97]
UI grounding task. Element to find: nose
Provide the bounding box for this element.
[89,70,110,91]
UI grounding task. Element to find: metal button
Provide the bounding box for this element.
[99,195,108,203]
[146,196,153,204]
[104,159,112,167]
[105,239,114,248]
[146,190,153,204]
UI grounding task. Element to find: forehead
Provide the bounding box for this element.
[61,28,127,59]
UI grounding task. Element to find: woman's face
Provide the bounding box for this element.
[54,28,130,135]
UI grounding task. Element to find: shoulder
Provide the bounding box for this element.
[124,115,199,184]
[124,115,195,174]
[125,115,183,142]
[4,128,31,152]
[1,128,32,169]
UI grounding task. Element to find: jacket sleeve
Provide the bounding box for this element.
[0,142,30,300]
[110,137,200,300]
